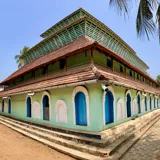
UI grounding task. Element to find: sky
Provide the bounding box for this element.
[0,0,159,81]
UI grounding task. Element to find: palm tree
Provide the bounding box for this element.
[15,46,29,68]
[156,75,160,83]
[109,0,160,41]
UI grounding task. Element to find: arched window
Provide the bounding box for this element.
[145,97,147,111]
[42,93,50,121]
[55,100,67,123]
[2,99,4,112]
[8,99,11,114]
[75,92,87,125]
[137,94,141,114]
[32,101,41,119]
[105,91,114,124]
[26,97,32,117]
[117,99,124,120]
[133,99,137,115]
[126,93,131,118]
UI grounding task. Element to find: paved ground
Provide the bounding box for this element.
[122,119,160,160]
[0,124,75,160]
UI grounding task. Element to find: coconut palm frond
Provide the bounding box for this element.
[109,0,132,15]
[136,0,155,40]
[14,55,20,60]
[156,4,160,42]
[15,46,29,68]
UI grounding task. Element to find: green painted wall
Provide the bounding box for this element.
[67,51,91,68]
[0,83,159,132]
[0,84,104,132]
[93,50,106,66]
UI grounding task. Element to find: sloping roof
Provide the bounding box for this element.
[1,35,159,87]
[0,65,159,97]
[0,69,96,97]
[1,36,95,84]
[94,65,160,95]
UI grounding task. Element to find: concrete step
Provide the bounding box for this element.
[0,112,156,158]
[107,111,160,160]
[101,110,160,143]
[0,115,109,147]
[0,117,110,157]
[0,120,105,160]
[0,109,159,159]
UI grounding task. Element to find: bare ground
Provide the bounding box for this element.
[0,124,75,160]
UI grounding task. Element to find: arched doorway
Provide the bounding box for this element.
[26,97,31,117]
[137,95,141,114]
[150,97,152,110]
[75,92,87,126]
[42,95,50,121]
[2,99,4,112]
[145,97,147,111]
[105,91,114,124]
[126,93,131,118]
[8,99,11,114]
[154,97,156,108]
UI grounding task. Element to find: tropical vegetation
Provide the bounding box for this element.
[109,0,160,41]
[14,46,29,68]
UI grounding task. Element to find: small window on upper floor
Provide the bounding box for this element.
[42,66,48,75]
[119,64,123,73]
[31,71,35,78]
[20,76,24,82]
[143,77,145,82]
[129,69,133,77]
[60,59,65,69]
[106,58,112,68]
[137,74,140,80]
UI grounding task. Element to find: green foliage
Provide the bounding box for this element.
[109,0,160,42]
[156,75,160,83]
[14,46,30,68]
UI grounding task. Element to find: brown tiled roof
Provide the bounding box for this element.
[0,68,96,97]
[1,35,159,88]
[0,65,160,97]
[94,43,160,87]
[94,65,160,94]
[1,36,95,84]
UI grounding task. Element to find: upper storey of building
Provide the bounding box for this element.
[20,8,149,73]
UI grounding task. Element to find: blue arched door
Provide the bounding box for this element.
[75,92,87,126]
[43,95,50,120]
[126,94,131,117]
[105,91,114,124]
[154,97,156,108]
[145,97,147,111]
[27,97,31,117]
[2,100,4,112]
[150,97,152,110]
[8,99,11,114]
[137,95,141,114]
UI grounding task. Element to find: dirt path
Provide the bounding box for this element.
[0,124,75,160]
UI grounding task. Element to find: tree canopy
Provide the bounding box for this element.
[15,46,29,68]
[109,0,160,41]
